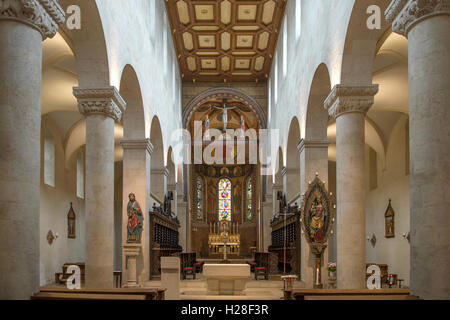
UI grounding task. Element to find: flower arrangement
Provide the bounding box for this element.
[327,262,337,272]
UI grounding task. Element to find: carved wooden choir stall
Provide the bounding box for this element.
[268,202,301,275]
[149,203,182,279]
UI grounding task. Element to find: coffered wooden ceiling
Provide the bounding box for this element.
[165,0,287,83]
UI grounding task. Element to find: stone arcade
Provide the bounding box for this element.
[0,0,449,300]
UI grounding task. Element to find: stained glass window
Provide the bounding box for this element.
[196,177,202,220]
[218,178,232,221]
[247,177,252,221]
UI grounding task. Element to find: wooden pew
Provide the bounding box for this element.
[284,289,419,300]
[33,287,166,300]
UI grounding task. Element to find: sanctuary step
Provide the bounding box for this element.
[179,278,284,300]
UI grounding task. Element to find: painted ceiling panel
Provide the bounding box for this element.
[166,0,286,83]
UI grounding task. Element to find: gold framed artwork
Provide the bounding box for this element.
[67,202,76,239]
[384,199,395,238]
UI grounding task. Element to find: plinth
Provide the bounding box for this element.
[123,244,141,288]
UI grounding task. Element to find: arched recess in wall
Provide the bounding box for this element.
[182,87,267,129]
[59,0,111,87]
[150,116,165,203]
[167,147,176,186]
[120,65,145,140]
[286,117,300,204]
[274,147,284,187]
[305,64,331,142]
[340,0,390,85]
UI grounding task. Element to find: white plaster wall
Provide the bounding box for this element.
[268,0,355,154]
[95,0,182,162]
[40,118,85,285]
[365,115,410,286]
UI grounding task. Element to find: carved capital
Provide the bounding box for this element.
[385,0,450,36]
[0,0,65,39]
[324,85,379,119]
[297,139,330,154]
[73,86,126,122]
[120,138,154,155]
[151,168,170,177]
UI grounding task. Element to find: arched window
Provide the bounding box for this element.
[274,54,278,104]
[218,178,232,221]
[44,128,55,187]
[295,0,302,38]
[163,13,168,74]
[268,78,272,123]
[76,149,84,199]
[196,177,203,220]
[246,177,252,221]
[282,17,288,77]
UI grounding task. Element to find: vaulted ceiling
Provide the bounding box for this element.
[165,0,287,83]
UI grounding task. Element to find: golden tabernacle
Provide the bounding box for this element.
[208,222,240,256]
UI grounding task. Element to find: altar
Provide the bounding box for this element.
[203,264,251,295]
[208,222,240,256]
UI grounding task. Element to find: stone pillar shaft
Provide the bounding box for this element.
[386,0,450,299]
[0,0,64,299]
[298,139,329,288]
[121,139,153,285]
[324,84,378,289]
[74,87,126,288]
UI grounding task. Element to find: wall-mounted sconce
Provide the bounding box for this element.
[367,233,377,247]
[402,231,410,243]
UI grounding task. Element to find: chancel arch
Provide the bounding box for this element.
[186,87,262,259]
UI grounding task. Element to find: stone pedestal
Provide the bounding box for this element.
[74,87,126,288]
[0,0,65,299]
[161,257,180,300]
[324,84,378,289]
[386,0,450,299]
[203,264,250,295]
[123,244,141,288]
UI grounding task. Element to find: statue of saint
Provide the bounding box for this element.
[310,196,325,242]
[127,193,143,243]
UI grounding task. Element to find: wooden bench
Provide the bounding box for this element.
[284,289,419,300]
[55,263,85,285]
[33,287,166,300]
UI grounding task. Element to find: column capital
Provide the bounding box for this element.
[324,84,379,119]
[73,86,126,122]
[0,0,65,39]
[151,167,170,177]
[272,183,283,190]
[120,138,154,155]
[385,0,450,37]
[297,139,330,154]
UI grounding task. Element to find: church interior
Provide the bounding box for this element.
[0,0,449,301]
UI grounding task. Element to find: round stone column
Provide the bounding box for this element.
[324,85,378,289]
[73,87,126,288]
[0,0,64,299]
[386,0,450,299]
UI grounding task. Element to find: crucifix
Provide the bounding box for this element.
[220,220,230,262]
[223,233,228,262]
[211,98,239,132]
